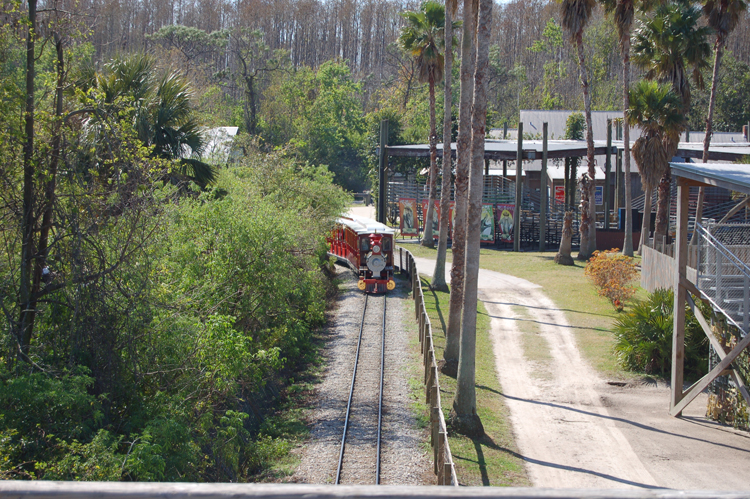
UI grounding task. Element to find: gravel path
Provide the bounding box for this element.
[291,267,433,485]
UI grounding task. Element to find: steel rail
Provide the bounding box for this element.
[376,295,386,484]
[335,294,368,484]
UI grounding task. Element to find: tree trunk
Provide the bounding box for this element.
[576,30,596,257]
[19,0,37,363]
[244,73,257,135]
[638,185,653,256]
[432,6,454,292]
[694,40,725,244]
[654,170,671,240]
[28,34,64,350]
[622,33,634,257]
[443,0,476,375]
[421,76,438,248]
[451,0,490,439]
[577,173,591,260]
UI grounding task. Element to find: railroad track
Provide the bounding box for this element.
[336,294,387,485]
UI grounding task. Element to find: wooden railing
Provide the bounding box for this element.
[397,247,458,486]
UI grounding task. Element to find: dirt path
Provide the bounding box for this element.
[412,255,750,491]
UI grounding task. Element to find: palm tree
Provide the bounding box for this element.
[561,0,597,259]
[632,2,710,241]
[432,0,460,292]
[451,0,492,438]
[600,0,638,256]
[399,1,447,248]
[626,80,685,255]
[441,0,476,376]
[694,0,748,238]
[443,0,476,376]
[85,54,216,187]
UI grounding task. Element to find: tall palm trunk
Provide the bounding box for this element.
[452,0,490,438]
[654,170,671,239]
[694,40,725,242]
[576,30,597,257]
[443,0,476,375]
[433,4,454,292]
[422,75,438,248]
[18,0,37,363]
[622,34,634,256]
[639,185,653,255]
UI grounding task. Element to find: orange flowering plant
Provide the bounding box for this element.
[584,249,638,311]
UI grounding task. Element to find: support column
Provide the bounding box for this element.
[377,119,389,224]
[670,176,690,416]
[514,122,523,252]
[539,122,548,252]
[604,120,612,230]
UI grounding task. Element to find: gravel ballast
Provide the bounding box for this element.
[291,267,433,485]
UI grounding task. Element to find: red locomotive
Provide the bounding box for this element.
[328,215,395,293]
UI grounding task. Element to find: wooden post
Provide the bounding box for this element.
[444,462,452,485]
[377,120,388,224]
[564,158,570,211]
[604,120,612,230]
[503,122,508,192]
[514,122,523,252]
[616,148,622,216]
[539,122,548,252]
[670,176,690,416]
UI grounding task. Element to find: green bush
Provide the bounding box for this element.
[612,288,708,378]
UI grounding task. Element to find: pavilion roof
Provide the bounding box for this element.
[670,162,750,195]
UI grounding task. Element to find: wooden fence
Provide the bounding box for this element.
[640,240,697,293]
[398,247,459,486]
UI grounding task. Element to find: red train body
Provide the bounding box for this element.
[328,216,395,293]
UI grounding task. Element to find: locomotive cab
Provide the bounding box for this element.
[328,216,395,294]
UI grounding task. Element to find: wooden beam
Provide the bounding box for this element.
[539,123,548,252]
[514,122,523,252]
[671,177,690,415]
[670,329,750,416]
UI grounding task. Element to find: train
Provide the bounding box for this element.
[328,215,396,293]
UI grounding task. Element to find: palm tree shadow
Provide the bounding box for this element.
[424,277,447,334]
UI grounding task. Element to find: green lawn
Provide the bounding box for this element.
[411,276,529,486]
[402,243,643,379]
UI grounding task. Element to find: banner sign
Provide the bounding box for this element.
[496,203,515,243]
[555,185,565,203]
[421,199,440,238]
[481,204,495,242]
[399,198,418,236]
[595,185,603,205]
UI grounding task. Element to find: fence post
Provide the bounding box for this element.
[444,462,452,485]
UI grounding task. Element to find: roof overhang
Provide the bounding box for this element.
[670,162,750,195]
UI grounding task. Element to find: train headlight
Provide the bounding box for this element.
[372,244,381,254]
[387,280,396,290]
[358,280,366,290]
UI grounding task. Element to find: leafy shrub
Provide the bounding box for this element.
[612,288,708,378]
[584,249,638,310]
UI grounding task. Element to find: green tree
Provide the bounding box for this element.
[432,0,460,291]
[451,0,491,438]
[528,19,566,110]
[82,54,217,187]
[632,2,710,240]
[291,61,367,192]
[561,0,598,259]
[444,0,476,376]
[626,80,685,255]
[399,0,447,247]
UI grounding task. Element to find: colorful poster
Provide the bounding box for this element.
[595,185,603,205]
[480,204,495,242]
[554,185,565,203]
[399,198,418,236]
[421,199,440,237]
[496,203,514,243]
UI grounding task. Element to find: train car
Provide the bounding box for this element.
[328,215,396,293]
